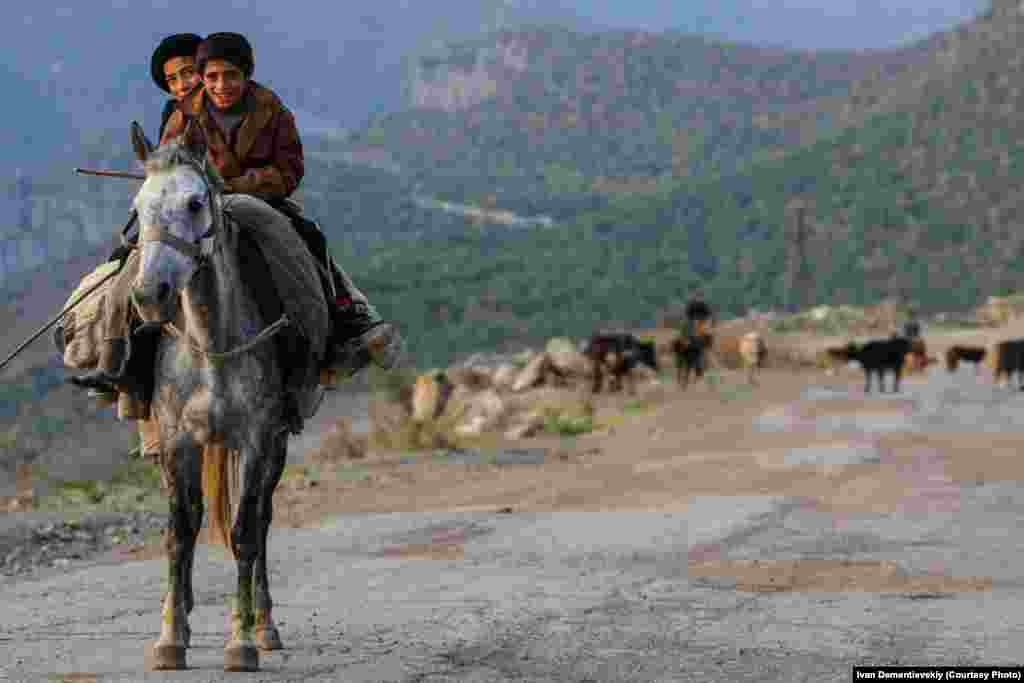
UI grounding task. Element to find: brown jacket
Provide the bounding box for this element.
[160,81,304,200]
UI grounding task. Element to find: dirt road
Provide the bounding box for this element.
[2,361,1023,681]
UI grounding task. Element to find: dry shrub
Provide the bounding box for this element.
[368,396,457,451]
[311,416,368,463]
[765,335,844,369]
[525,390,595,422]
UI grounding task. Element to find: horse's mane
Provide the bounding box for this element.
[144,139,225,194]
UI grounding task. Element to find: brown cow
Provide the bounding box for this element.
[945,345,986,373]
[738,331,767,385]
[671,332,712,389]
[902,338,932,374]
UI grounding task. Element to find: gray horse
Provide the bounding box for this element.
[127,123,319,672]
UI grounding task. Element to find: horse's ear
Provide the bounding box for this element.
[130,121,153,163]
[182,118,209,160]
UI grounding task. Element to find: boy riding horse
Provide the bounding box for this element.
[70,32,402,431]
[152,33,204,140]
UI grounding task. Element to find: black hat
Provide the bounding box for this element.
[196,32,254,79]
[151,33,203,92]
[685,299,711,321]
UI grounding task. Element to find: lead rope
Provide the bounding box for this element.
[162,314,292,365]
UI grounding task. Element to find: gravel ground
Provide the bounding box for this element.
[0,510,167,580]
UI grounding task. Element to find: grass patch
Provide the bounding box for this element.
[543,413,595,436]
[622,398,645,413]
[35,455,165,514]
[281,463,307,481]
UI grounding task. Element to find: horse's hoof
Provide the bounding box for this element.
[256,625,283,650]
[224,642,260,672]
[147,641,187,670]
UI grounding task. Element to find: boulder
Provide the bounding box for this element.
[545,337,592,376]
[512,353,550,392]
[446,366,492,392]
[454,389,507,437]
[504,411,545,440]
[491,363,519,391]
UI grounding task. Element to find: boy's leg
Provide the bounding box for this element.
[326,258,404,376]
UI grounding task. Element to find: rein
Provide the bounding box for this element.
[133,159,290,363]
[163,315,291,364]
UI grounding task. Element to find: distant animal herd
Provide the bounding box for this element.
[581,309,1024,395]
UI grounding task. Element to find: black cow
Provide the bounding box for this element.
[991,339,1024,389]
[583,333,659,394]
[833,337,912,393]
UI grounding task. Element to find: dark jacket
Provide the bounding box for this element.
[158,99,178,141]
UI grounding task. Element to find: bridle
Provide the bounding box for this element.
[131,155,290,363]
[136,156,221,270]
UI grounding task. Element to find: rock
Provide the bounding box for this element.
[504,412,545,440]
[454,389,506,437]
[512,353,550,392]
[491,363,519,391]
[545,337,592,376]
[315,416,369,461]
[446,366,492,392]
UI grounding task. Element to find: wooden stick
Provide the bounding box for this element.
[74,167,146,180]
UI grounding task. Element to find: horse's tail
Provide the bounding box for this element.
[202,444,240,560]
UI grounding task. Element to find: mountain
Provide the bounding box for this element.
[581,0,987,50]
[4,3,1005,369]
[347,24,941,222]
[542,0,1024,315]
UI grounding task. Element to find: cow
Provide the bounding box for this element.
[831,337,912,393]
[583,333,659,394]
[988,339,1024,389]
[944,345,987,373]
[671,332,712,389]
[738,331,767,385]
[902,337,932,374]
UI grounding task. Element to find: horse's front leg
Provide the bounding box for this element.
[149,437,202,671]
[225,446,263,672]
[253,433,287,651]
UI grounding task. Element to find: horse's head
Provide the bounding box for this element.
[129,122,224,323]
